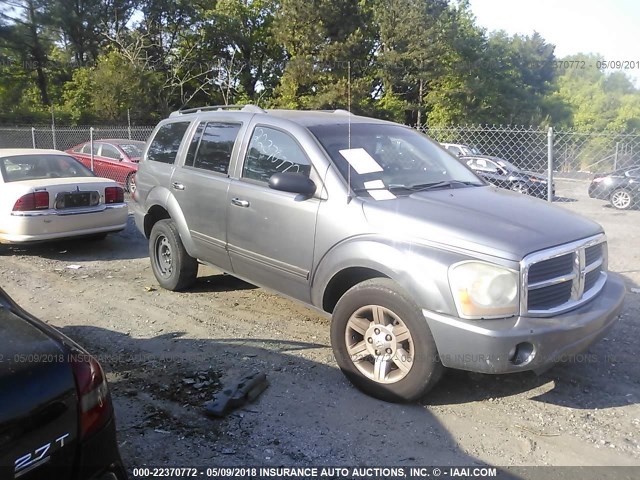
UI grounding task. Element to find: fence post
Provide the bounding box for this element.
[90,127,94,171]
[614,142,619,170]
[31,127,36,148]
[547,127,554,202]
[127,109,132,140]
[51,108,57,150]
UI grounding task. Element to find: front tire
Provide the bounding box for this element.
[149,219,198,291]
[610,188,633,210]
[330,278,443,402]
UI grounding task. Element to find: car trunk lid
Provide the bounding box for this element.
[0,306,78,479]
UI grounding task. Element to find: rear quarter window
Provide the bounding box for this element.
[147,122,190,164]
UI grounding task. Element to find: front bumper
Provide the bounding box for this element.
[424,273,625,374]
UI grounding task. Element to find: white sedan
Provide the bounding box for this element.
[0,149,128,243]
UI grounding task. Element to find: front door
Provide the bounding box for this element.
[226,125,321,302]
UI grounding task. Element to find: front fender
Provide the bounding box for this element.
[311,235,463,316]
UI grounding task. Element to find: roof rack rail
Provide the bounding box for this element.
[169,104,266,117]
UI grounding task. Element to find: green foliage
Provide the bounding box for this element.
[555,53,640,133]
[0,0,638,130]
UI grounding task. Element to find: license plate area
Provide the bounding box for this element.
[55,191,100,209]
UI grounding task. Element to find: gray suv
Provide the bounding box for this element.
[132,105,625,402]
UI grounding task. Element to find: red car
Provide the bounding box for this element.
[67,139,145,193]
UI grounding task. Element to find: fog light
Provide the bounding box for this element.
[509,342,535,366]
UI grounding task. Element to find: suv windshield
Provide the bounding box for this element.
[309,123,484,196]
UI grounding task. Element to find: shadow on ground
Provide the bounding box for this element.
[61,325,524,473]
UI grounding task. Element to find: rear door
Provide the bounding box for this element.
[170,115,246,271]
[226,123,322,302]
[137,120,191,205]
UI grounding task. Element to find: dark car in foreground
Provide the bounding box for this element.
[462,154,553,198]
[0,286,127,480]
[588,166,640,210]
[67,140,145,193]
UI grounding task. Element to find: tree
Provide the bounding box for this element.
[553,53,640,132]
[0,0,52,105]
[271,0,376,111]
[196,0,284,102]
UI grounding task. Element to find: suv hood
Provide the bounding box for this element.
[362,186,602,261]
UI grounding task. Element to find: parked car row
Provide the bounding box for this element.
[439,142,638,209]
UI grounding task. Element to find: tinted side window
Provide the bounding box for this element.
[147,122,190,164]
[243,126,311,183]
[185,122,240,174]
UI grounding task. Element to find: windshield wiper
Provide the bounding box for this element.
[388,180,484,191]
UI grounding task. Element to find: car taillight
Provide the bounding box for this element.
[70,352,112,439]
[12,191,49,211]
[104,186,124,204]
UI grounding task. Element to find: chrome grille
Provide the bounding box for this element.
[521,234,607,316]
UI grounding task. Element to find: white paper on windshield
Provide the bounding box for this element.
[339,148,383,174]
[363,180,385,189]
[368,189,396,200]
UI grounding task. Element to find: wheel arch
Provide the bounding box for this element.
[142,191,198,256]
[322,266,389,313]
[312,238,457,316]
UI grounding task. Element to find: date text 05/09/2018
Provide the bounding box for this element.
[131,466,499,478]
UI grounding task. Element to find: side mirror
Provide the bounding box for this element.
[269,172,316,196]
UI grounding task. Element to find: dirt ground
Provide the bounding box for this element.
[1,179,639,475]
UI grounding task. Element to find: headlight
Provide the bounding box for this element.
[448,261,519,319]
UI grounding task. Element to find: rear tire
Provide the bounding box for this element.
[610,188,633,210]
[149,219,198,291]
[330,278,443,402]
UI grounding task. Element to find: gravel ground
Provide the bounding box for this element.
[1,179,639,475]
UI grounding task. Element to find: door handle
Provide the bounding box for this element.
[231,198,250,208]
[171,182,185,190]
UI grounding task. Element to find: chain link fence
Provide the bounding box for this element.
[1,123,639,210]
[0,125,154,151]
[420,125,640,211]
[0,126,154,199]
